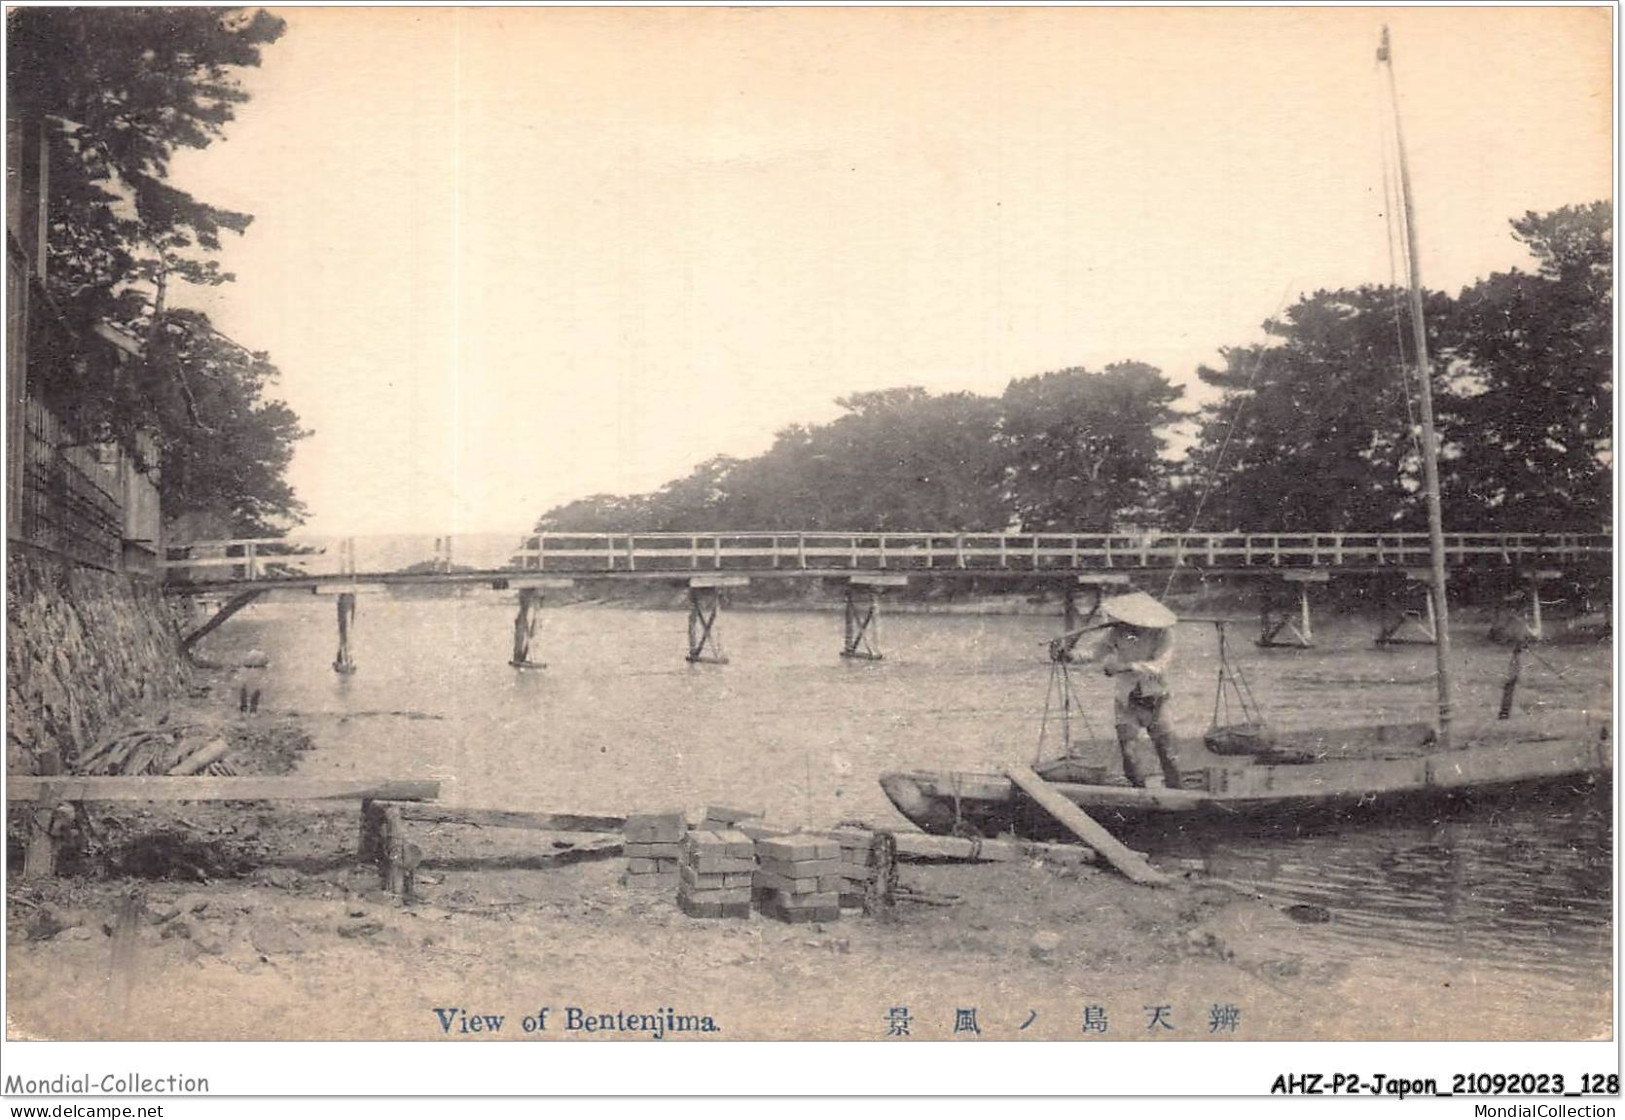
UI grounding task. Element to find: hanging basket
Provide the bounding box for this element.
[1203,721,1277,757]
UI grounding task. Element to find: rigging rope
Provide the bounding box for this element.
[1159,280,1296,601]
[1209,621,1265,730]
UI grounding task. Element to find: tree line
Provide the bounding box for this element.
[10,8,306,536]
[537,202,1611,537]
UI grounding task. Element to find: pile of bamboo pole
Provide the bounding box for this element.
[75,724,239,777]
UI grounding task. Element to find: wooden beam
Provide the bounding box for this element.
[893,833,1098,864]
[384,804,626,833]
[1005,764,1172,887]
[689,575,750,588]
[505,578,577,590]
[7,777,440,803]
[848,574,909,587]
[312,583,386,596]
[1281,571,1331,583]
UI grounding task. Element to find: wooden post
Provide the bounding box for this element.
[1527,577,1545,641]
[864,830,898,920]
[21,781,60,879]
[380,803,407,894]
[333,592,357,674]
[510,588,545,668]
[358,798,386,864]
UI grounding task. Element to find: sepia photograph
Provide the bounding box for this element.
[1,1,1615,1095]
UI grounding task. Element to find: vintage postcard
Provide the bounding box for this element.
[2,2,1615,1103]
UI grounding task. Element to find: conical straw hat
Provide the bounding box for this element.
[1100,591,1177,630]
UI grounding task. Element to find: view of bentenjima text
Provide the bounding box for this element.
[3,6,1613,1053]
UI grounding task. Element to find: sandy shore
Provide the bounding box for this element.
[5,676,1611,1043]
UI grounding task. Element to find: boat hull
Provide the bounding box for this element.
[880,722,1612,839]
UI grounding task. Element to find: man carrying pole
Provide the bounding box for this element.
[1058,591,1182,789]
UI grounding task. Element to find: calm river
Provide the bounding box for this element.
[204,594,1613,983]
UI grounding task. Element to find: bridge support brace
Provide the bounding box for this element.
[687,589,726,664]
[1258,572,1327,649]
[842,588,882,660]
[1052,575,1129,662]
[1376,570,1437,646]
[1491,569,1562,644]
[333,592,358,674]
[841,575,907,660]
[687,577,748,664]
[180,588,268,656]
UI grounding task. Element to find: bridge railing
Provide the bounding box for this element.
[509,530,1612,575]
[161,536,357,582]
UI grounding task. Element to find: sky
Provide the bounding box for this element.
[165,6,1614,538]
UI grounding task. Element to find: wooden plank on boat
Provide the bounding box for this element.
[6,777,440,804]
[909,771,1210,811]
[387,804,626,833]
[1006,765,1172,887]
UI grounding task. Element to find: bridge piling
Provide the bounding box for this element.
[1376,570,1438,646]
[1489,569,1564,644]
[511,588,545,669]
[841,575,908,661]
[333,592,358,674]
[1052,576,1128,662]
[686,577,747,664]
[1258,572,1327,649]
[842,587,882,660]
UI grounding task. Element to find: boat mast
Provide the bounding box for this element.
[1379,26,1454,749]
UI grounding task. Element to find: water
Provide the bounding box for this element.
[205,594,1612,982]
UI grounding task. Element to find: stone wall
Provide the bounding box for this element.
[6,548,188,774]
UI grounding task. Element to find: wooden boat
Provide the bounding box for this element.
[880,30,1614,842]
[881,716,1611,839]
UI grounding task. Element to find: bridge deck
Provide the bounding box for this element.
[160,530,1611,593]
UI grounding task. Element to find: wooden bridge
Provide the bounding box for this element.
[161,529,1611,671]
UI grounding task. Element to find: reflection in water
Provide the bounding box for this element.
[206,595,1612,983]
[1176,792,1612,982]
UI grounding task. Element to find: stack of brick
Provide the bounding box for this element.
[753,834,842,923]
[677,829,756,918]
[623,812,685,882]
